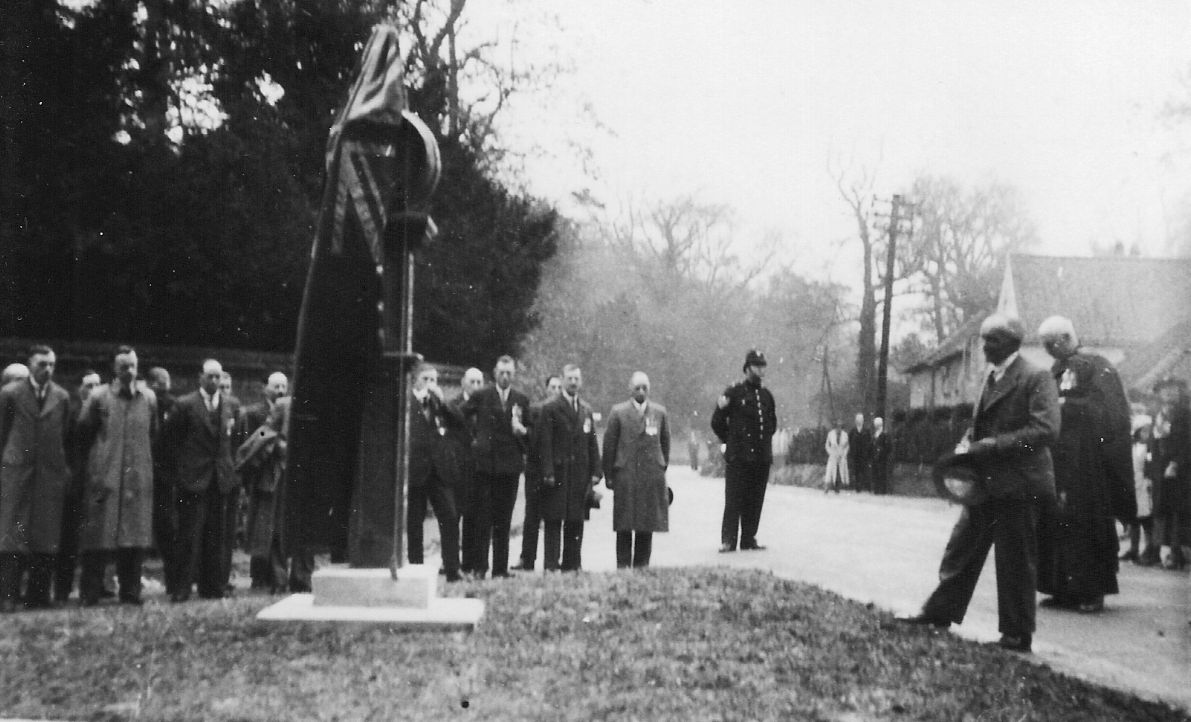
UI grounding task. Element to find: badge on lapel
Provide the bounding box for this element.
[583,417,592,434]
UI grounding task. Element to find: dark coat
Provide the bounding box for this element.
[1150,401,1189,519]
[538,395,601,522]
[462,385,530,476]
[0,379,72,553]
[870,431,891,479]
[164,391,241,495]
[847,426,871,465]
[408,393,464,489]
[969,355,1059,501]
[236,397,290,557]
[77,380,158,550]
[710,379,776,466]
[1038,389,1121,600]
[523,400,548,488]
[602,400,669,533]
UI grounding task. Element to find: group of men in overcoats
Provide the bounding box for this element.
[403,359,673,577]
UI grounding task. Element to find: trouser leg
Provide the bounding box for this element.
[79,551,108,603]
[220,487,240,589]
[519,477,541,568]
[740,461,770,547]
[616,531,632,568]
[406,484,428,565]
[992,499,1038,636]
[55,490,82,601]
[175,490,208,596]
[921,504,996,624]
[426,476,460,576]
[633,532,653,568]
[24,553,54,606]
[288,548,314,592]
[561,520,584,571]
[153,477,180,595]
[0,554,20,606]
[115,548,144,602]
[721,464,745,549]
[467,476,493,575]
[490,473,519,575]
[197,487,228,598]
[543,520,562,570]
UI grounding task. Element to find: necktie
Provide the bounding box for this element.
[422,396,431,421]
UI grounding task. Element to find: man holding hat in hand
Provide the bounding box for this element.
[898,314,1059,653]
[711,349,777,553]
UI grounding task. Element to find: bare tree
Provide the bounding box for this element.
[829,159,880,414]
[903,175,1038,343]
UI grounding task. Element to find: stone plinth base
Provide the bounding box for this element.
[313,564,436,608]
[256,564,483,630]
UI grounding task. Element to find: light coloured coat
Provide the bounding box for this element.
[0,378,72,553]
[824,428,850,488]
[78,380,158,550]
[602,400,670,533]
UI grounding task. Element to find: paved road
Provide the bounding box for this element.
[493,467,1191,712]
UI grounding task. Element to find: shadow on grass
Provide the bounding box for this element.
[0,567,1186,721]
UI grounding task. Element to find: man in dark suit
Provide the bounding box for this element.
[538,364,601,572]
[869,416,892,495]
[163,359,241,601]
[0,345,71,611]
[453,367,483,577]
[711,349,777,553]
[847,413,871,493]
[407,364,464,582]
[146,366,181,596]
[898,314,1059,653]
[461,356,530,579]
[512,374,561,572]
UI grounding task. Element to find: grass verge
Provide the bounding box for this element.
[1,567,1186,721]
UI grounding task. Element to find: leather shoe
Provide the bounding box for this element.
[718,544,735,553]
[445,571,462,583]
[169,591,190,603]
[895,613,950,629]
[741,542,767,551]
[510,563,534,572]
[998,634,1032,653]
[1039,596,1077,609]
[119,595,143,606]
[1077,597,1104,614]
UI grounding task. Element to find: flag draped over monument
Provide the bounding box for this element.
[284,26,440,559]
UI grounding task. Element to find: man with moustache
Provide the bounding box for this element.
[164,359,240,601]
[0,345,71,611]
[898,314,1059,653]
[538,365,602,572]
[512,375,562,572]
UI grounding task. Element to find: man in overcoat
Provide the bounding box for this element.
[898,314,1059,653]
[407,364,466,581]
[241,371,288,590]
[0,345,71,611]
[76,346,157,605]
[870,417,892,495]
[512,375,561,572]
[1036,316,1135,612]
[539,364,601,572]
[461,356,530,579]
[163,359,241,601]
[847,413,871,492]
[711,349,777,552]
[602,371,670,568]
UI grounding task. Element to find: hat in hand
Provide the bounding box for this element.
[933,451,987,506]
[742,349,768,373]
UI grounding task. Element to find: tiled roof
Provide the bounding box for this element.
[1005,254,1191,345]
[1117,317,1191,393]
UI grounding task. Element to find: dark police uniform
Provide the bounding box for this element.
[711,357,777,551]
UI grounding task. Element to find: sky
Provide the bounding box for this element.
[469,0,1191,287]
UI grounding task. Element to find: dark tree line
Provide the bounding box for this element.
[0,0,557,364]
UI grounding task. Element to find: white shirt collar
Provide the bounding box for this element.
[200,387,220,407]
[991,352,1019,383]
[632,398,647,414]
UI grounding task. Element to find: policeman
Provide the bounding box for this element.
[711,349,777,552]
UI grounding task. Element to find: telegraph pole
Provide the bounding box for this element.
[875,194,913,421]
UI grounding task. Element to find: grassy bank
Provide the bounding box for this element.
[1,567,1185,721]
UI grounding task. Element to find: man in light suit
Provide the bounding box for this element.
[602,371,670,569]
[0,345,71,611]
[461,356,530,579]
[163,359,241,602]
[898,314,1059,653]
[538,364,601,572]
